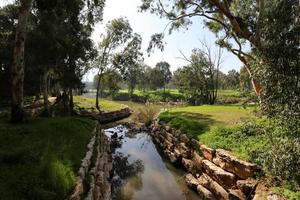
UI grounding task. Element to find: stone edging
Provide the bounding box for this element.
[77,107,131,124]
[149,119,268,200]
[68,122,112,200]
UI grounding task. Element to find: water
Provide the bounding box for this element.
[105,125,201,200]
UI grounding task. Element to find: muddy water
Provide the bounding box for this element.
[105,125,200,200]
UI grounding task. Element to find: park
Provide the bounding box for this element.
[0,0,299,200]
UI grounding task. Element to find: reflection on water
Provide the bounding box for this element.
[105,125,201,200]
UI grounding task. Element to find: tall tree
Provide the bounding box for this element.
[10,0,32,123]
[140,0,264,96]
[113,34,144,99]
[154,61,172,93]
[94,18,132,111]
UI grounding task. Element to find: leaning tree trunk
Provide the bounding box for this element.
[95,72,103,113]
[10,0,32,123]
[43,71,50,116]
[69,88,74,112]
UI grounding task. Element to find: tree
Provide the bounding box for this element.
[10,0,33,123]
[154,61,172,92]
[240,66,252,91]
[113,34,144,99]
[173,45,222,105]
[140,0,265,96]
[252,0,300,125]
[225,69,240,89]
[94,18,132,111]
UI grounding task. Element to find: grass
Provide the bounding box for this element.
[0,116,94,200]
[73,96,126,113]
[158,105,261,160]
[159,105,254,137]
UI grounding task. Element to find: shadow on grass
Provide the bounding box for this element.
[159,111,220,139]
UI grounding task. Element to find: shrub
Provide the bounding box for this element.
[134,102,159,126]
[259,137,300,188]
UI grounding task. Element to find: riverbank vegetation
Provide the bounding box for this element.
[0,116,94,199]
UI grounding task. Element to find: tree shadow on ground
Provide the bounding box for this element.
[159,111,221,139]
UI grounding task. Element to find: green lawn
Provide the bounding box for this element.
[159,105,254,137]
[74,96,127,112]
[0,116,94,200]
[158,105,262,160]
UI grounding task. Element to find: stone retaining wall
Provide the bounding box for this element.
[150,120,263,200]
[68,122,112,200]
[77,107,131,124]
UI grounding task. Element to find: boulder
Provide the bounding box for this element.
[267,192,288,200]
[200,144,215,161]
[192,151,204,171]
[252,183,269,200]
[237,179,257,197]
[179,142,190,158]
[197,185,217,200]
[214,149,259,179]
[190,139,200,150]
[185,173,199,190]
[229,189,247,200]
[198,173,229,200]
[182,158,195,173]
[165,132,175,143]
[202,159,236,189]
[180,134,190,143]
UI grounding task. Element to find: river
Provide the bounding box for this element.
[105,125,201,200]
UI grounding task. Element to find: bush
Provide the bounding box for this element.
[134,102,160,126]
[259,137,300,188]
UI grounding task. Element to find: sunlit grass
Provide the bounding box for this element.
[73,96,126,112]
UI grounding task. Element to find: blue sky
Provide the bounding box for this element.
[1,0,244,82]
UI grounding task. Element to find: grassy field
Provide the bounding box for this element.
[0,116,94,200]
[73,96,127,112]
[158,105,262,160]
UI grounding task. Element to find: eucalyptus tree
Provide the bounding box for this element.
[10,0,33,122]
[9,0,105,121]
[94,18,132,111]
[113,34,144,99]
[140,0,266,96]
[154,61,172,93]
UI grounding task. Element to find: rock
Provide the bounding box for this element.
[198,173,229,200]
[165,132,175,143]
[229,189,247,200]
[202,159,236,189]
[164,139,174,151]
[185,173,199,190]
[253,183,269,200]
[197,185,217,200]
[214,149,259,179]
[179,142,190,158]
[267,192,288,200]
[200,144,216,161]
[190,139,200,150]
[180,134,190,143]
[182,158,195,173]
[169,152,178,163]
[166,126,171,131]
[192,151,204,171]
[237,179,257,197]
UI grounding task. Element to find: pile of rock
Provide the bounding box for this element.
[68,122,112,200]
[150,120,263,200]
[78,107,131,124]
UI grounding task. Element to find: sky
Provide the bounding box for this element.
[1,0,244,82]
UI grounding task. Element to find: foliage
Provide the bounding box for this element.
[172,46,221,105]
[134,102,160,126]
[252,0,300,124]
[152,61,172,91]
[0,116,94,200]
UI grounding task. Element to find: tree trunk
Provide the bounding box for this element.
[43,71,50,116]
[95,72,103,113]
[10,0,32,123]
[69,88,73,112]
